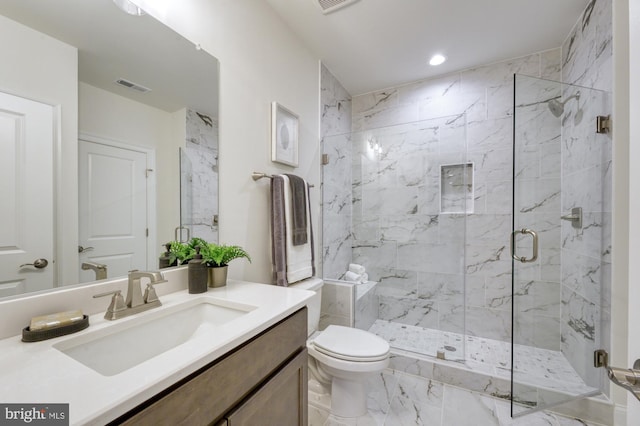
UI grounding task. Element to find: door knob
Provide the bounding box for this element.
[78,245,94,253]
[19,258,49,269]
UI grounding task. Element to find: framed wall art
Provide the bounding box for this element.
[271,102,299,167]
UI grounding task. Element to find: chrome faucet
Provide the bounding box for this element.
[93,270,168,320]
[127,270,166,307]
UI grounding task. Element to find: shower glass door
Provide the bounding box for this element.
[511,74,611,416]
[322,115,468,361]
[178,147,193,242]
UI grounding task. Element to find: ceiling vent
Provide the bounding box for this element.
[115,78,151,93]
[315,0,360,14]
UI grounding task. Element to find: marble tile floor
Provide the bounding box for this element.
[308,370,603,426]
[367,320,597,398]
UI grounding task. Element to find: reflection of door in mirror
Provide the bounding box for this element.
[0,91,55,297]
[78,138,152,282]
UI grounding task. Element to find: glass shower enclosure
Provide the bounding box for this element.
[511,74,611,415]
[320,73,611,419]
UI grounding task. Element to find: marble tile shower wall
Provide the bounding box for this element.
[183,109,219,243]
[351,49,564,343]
[321,64,353,280]
[559,0,612,388]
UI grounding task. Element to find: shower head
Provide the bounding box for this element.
[547,91,581,117]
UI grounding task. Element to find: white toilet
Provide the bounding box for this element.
[290,277,390,418]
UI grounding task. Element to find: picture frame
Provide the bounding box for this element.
[271,102,299,167]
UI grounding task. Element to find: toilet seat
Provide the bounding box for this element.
[311,325,389,362]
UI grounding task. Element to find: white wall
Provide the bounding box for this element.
[615,0,640,422]
[78,82,182,251]
[612,0,631,417]
[627,0,640,411]
[135,0,321,283]
[0,14,79,286]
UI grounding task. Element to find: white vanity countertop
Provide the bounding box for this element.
[0,280,313,425]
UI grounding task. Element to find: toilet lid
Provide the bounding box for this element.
[311,325,389,362]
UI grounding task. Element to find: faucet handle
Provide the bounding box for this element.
[144,284,160,303]
[93,290,126,320]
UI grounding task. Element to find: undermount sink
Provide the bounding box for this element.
[53,297,256,376]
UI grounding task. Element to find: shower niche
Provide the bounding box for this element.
[440,163,473,214]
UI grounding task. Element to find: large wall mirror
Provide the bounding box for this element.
[0,0,219,300]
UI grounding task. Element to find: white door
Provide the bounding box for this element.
[78,139,148,282]
[0,92,55,297]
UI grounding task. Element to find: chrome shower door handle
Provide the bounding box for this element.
[510,228,539,263]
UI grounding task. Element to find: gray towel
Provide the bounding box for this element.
[271,175,288,286]
[285,174,308,246]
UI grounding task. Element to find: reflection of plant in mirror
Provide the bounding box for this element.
[167,241,193,265]
[201,244,251,267]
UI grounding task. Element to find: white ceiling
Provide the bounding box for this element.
[0,0,219,115]
[265,0,590,95]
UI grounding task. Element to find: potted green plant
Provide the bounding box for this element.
[163,237,209,266]
[201,243,251,287]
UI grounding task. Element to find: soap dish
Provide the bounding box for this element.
[22,315,90,342]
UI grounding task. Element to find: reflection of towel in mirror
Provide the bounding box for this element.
[271,175,315,286]
[285,174,307,246]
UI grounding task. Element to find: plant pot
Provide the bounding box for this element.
[208,265,228,288]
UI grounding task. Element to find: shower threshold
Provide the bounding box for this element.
[368,319,599,409]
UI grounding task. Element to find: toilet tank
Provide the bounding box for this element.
[289,277,323,336]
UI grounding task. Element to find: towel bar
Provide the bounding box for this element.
[252,172,315,187]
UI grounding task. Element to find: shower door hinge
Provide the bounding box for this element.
[596,115,611,134]
[594,349,608,368]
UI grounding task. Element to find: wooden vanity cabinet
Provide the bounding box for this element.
[113,307,308,426]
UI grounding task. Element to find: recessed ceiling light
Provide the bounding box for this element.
[429,54,446,66]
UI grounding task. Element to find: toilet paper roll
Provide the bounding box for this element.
[348,263,366,275]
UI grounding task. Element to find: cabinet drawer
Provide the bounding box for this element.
[116,307,307,425]
[225,349,308,426]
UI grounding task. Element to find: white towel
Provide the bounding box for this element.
[282,175,313,283]
[349,263,366,275]
[344,271,368,284]
[344,271,360,282]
